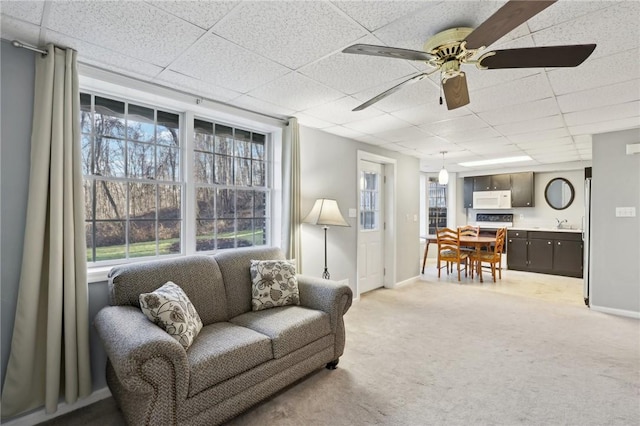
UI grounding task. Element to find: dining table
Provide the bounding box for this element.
[421,234,497,276]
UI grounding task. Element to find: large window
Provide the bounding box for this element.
[81,92,272,266]
[81,93,182,263]
[193,119,269,250]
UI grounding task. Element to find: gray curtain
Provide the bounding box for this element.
[282,117,302,272]
[1,44,92,417]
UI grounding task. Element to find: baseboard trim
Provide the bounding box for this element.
[590,304,640,319]
[390,275,419,289]
[2,387,112,426]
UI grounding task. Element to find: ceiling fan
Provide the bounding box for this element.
[343,0,596,111]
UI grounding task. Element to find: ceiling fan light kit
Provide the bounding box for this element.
[343,0,596,112]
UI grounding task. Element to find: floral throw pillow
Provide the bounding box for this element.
[250,260,300,311]
[139,281,203,350]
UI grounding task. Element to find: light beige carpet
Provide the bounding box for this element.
[41,276,640,425]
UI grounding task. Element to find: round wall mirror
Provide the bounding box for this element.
[545,178,575,210]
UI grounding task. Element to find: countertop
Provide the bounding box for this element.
[509,227,582,233]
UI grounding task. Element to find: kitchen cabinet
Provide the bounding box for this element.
[473,174,510,191]
[463,177,474,208]
[510,172,534,207]
[463,172,534,208]
[506,231,528,270]
[506,230,583,278]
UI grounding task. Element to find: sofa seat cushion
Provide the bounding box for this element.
[187,322,272,397]
[230,306,331,359]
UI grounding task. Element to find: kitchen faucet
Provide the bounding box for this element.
[555,218,568,229]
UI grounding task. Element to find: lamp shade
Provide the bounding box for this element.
[438,167,449,185]
[302,198,350,227]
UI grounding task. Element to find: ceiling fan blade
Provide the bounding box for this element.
[343,44,433,62]
[479,44,596,69]
[464,0,557,50]
[353,74,428,111]
[442,73,470,110]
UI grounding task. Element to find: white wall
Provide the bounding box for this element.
[591,128,640,315]
[456,169,586,230]
[299,126,420,294]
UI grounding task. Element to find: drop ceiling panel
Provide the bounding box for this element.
[354,134,390,146]
[343,113,413,134]
[0,1,44,25]
[516,137,574,150]
[300,37,418,95]
[247,72,344,111]
[323,125,366,140]
[478,98,561,126]
[532,2,640,60]
[507,128,570,144]
[229,95,296,118]
[547,48,639,96]
[156,70,241,102]
[211,1,366,69]
[526,1,612,32]
[395,136,450,150]
[557,79,640,113]
[495,115,565,136]
[568,116,640,136]
[563,101,640,127]
[147,1,238,30]
[294,112,334,129]
[468,72,553,113]
[468,144,523,155]
[332,1,432,32]
[46,1,205,67]
[443,127,503,144]
[48,31,164,79]
[301,96,384,125]
[390,102,471,126]
[459,136,513,148]
[374,126,433,143]
[170,34,289,93]
[422,115,490,137]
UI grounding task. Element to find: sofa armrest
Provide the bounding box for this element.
[297,275,353,333]
[94,305,190,402]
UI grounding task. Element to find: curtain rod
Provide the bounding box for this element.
[11,39,48,56]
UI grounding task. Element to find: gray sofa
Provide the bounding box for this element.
[94,246,353,425]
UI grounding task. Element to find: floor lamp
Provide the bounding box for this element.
[302,198,350,279]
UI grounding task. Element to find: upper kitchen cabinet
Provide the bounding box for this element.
[463,177,474,208]
[510,172,535,207]
[473,174,511,191]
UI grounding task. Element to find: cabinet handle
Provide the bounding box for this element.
[548,241,552,245]
[557,242,561,245]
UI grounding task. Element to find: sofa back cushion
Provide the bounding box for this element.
[108,255,229,325]
[214,246,285,318]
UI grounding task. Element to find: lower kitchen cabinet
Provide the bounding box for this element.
[507,230,583,278]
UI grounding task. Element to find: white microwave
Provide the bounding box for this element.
[472,190,512,209]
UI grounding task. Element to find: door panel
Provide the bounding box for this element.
[358,160,384,294]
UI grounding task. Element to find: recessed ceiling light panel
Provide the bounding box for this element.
[459,155,532,167]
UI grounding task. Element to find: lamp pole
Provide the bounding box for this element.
[322,225,330,279]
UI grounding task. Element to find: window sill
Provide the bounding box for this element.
[87,266,112,284]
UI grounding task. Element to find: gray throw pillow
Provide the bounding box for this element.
[139,281,203,349]
[250,260,300,311]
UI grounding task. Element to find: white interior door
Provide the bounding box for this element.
[358,160,385,294]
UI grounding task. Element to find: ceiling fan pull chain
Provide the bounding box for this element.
[439,76,443,106]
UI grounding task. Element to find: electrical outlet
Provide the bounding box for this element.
[519,214,524,220]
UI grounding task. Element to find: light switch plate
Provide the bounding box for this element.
[348,208,357,218]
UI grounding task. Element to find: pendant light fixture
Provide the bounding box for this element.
[438,151,449,185]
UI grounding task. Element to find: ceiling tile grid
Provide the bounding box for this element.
[2,0,639,172]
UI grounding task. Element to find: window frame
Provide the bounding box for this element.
[80,77,282,283]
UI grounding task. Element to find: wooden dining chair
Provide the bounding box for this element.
[458,225,479,255]
[470,227,506,283]
[436,227,468,281]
